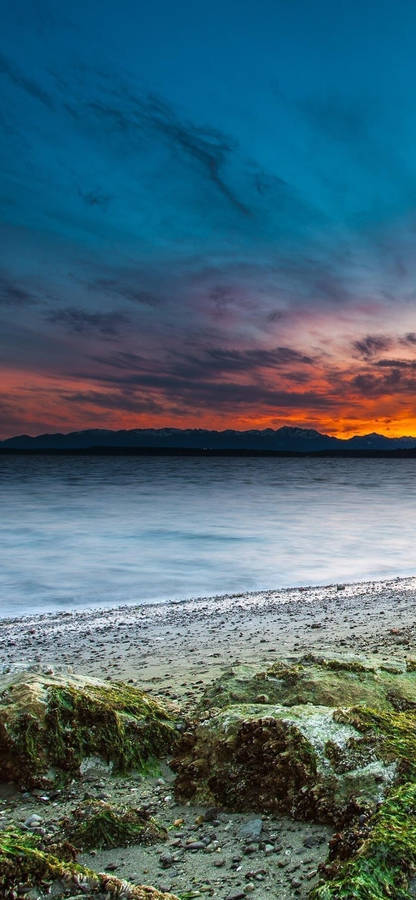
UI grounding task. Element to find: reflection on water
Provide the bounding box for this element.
[0,454,415,617]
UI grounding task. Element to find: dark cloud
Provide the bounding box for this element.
[0,274,39,306]
[402,332,416,345]
[376,358,416,369]
[76,88,252,218]
[0,51,53,109]
[78,188,112,209]
[89,278,161,306]
[352,368,416,397]
[63,389,162,413]
[46,307,129,336]
[197,345,314,373]
[352,335,392,359]
[93,344,315,383]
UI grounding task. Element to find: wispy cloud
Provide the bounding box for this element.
[46,307,129,336]
[0,51,53,109]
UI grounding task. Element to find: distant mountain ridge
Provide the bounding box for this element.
[1,426,416,452]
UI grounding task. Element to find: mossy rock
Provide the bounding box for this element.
[172,702,396,825]
[0,825,179,899]
[310,705,416,896]
[175,656,416,827]
[198,655,416,714]
[59,799,167,850]
[0,670,178,786]
[311,781,416,899]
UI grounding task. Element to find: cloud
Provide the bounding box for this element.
[63,389,163,413]
[352,368,416,397]
[0,274,39,306]
[352,335,393,359]
[402,332,416,346]
[89,278,161,306]
[0,51,53,109]
[78,188,112,209]
[92,344,315,386]
[46,307,129,336]
[78,88,252,217]
[171,345,315,379]
[376,358,416,369]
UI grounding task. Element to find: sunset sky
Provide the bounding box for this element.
[3,1,416,438]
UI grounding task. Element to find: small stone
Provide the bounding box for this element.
[159,852,175,868]
[240,818,263,841]
[203,806,220,822]
[23,814,42,828]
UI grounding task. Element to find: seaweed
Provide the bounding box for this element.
[59,799,167,850]
[0,673,178,786]
[311,782,416,899]
[0,826,178,899]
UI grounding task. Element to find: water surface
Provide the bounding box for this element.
[0,455,415,618]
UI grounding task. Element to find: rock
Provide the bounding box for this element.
[173,655,416,826]
[203,806,220,822]
[311,782,416,898]
[173,700,396,825]
[240,818,263,841]
[23,814,42,828]
[0,824,180,899]
[0,670,177,786]
[196,655,416,714]
[159,852,175,868]
[57,799,167,850]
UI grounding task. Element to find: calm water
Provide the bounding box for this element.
[0,454,415,618]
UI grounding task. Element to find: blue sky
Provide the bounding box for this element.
[2,0,416,436]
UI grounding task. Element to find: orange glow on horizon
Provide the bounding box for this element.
[2,361,416,441]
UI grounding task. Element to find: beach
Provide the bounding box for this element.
[1,577,416,898]
[2,575,416,706]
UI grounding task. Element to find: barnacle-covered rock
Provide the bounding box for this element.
[173,700,396,825]
[174,655,416,828]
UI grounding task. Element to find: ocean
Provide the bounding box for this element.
[0,453,415,618]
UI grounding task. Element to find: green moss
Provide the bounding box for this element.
[0,826,178,899]
[60,799,167,850]
[311,782,416,899]
[198,656,416,715]
[334,706,416,778]
[0,673,178,786]
[310,707,416,896]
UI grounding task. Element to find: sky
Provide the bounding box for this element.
[3,1,416,438]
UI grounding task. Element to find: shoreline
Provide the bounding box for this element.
[2,571,416,624]
[2,575,416,710]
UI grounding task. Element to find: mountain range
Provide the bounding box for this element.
[2,426,416,453]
